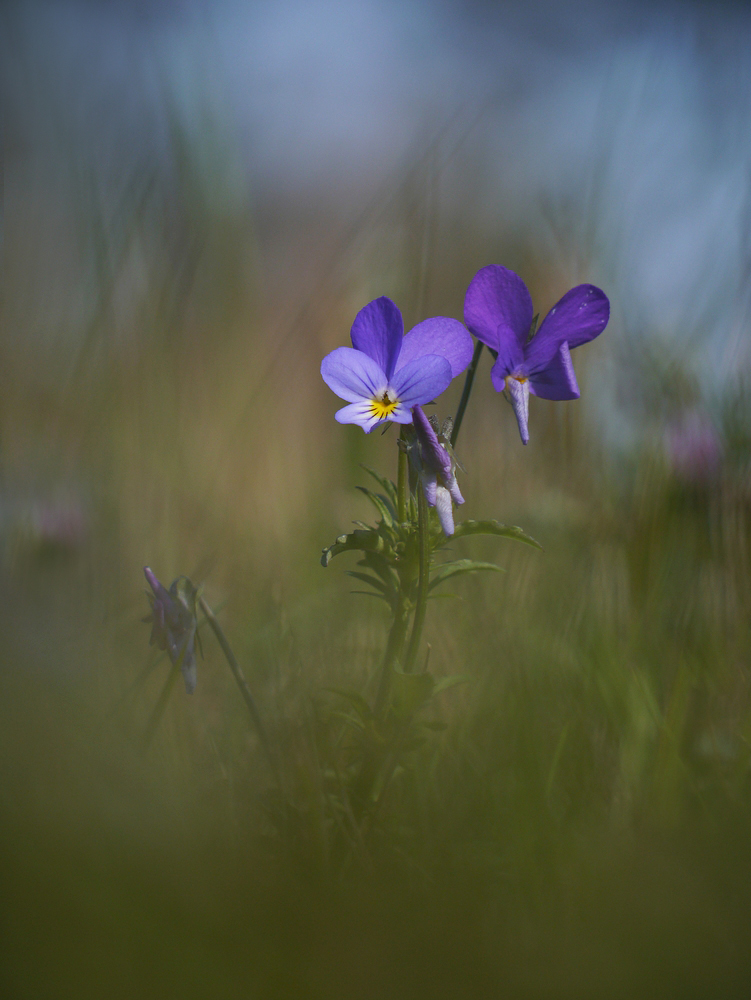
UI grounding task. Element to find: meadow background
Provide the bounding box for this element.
[3,0,751,996]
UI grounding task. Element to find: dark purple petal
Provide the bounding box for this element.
[144,566,171,605]
[334,401,388,433]
[412,404,452,482]
[390,355,452,407]
[350,297,404,380]
[526,284,609,369]
[464,265,533,352]
[321,347,387,402]
[528,343,580,400]
[397,317,474,377]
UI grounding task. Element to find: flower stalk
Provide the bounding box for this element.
[403,481,430,673]
[451,338,484,448]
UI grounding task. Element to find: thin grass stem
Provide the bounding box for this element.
[198,595,280,786]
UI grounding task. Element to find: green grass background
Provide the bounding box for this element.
[2,121,751,997]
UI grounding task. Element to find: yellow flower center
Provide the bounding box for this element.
[369,389,399,419]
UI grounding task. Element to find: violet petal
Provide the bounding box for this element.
[144,566,171,604]
[390,355,452,408]
[464,265,533,352]
[526,284,609,369]
[421,472,438,507]
[397,317,474,377]
[412,404,452,481]
[321,347,387,402]
[528,343,580,400]
[350,297,404,380]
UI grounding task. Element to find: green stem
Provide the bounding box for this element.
[374,599,409,716]
[403,482,430,673]
[451,339,483,448]
[198,595,280,785]
[397,429,408,523]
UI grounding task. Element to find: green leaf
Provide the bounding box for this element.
[350,590,394,606]
[357,552,400,589]
[433,674,470,694]
[322,687,373,722]
[345,571,390,595]
[329,710,366,732]
[360,466,398,507]
[450,519,542,549]
[321,528,392,567]
[428,559,505,591]
[390,670,435,718]
[356,487,395,527]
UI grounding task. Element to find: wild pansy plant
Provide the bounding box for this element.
[463,265,610,444]
[320,294,540,833]
[136,271,606,866]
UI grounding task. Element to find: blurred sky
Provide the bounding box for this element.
[4,0,751,415]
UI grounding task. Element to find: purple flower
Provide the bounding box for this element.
[411,405,465,536]
[464,266,609,444]
[321,297,474,433]
[142,567,198,694]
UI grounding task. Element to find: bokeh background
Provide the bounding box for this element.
[3,0,751,996]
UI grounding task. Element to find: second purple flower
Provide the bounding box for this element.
[321,297,473,433]
[464,266,610,445]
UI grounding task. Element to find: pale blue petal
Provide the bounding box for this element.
[321,347,387,402]
[435,486,455,536]
[397,317,474,377]
[390,355,452,407]
[334,400,387,433]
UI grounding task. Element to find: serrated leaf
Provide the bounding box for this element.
[356,487,395,527]
[450,520,542,549]
[360,466,398,507]
[322,687,373,722]
[433,674,470,694]
[321,528,391,567]
[428,559,505,591]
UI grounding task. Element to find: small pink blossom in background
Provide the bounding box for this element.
[664,411,723,484]
[29,500,88,550]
